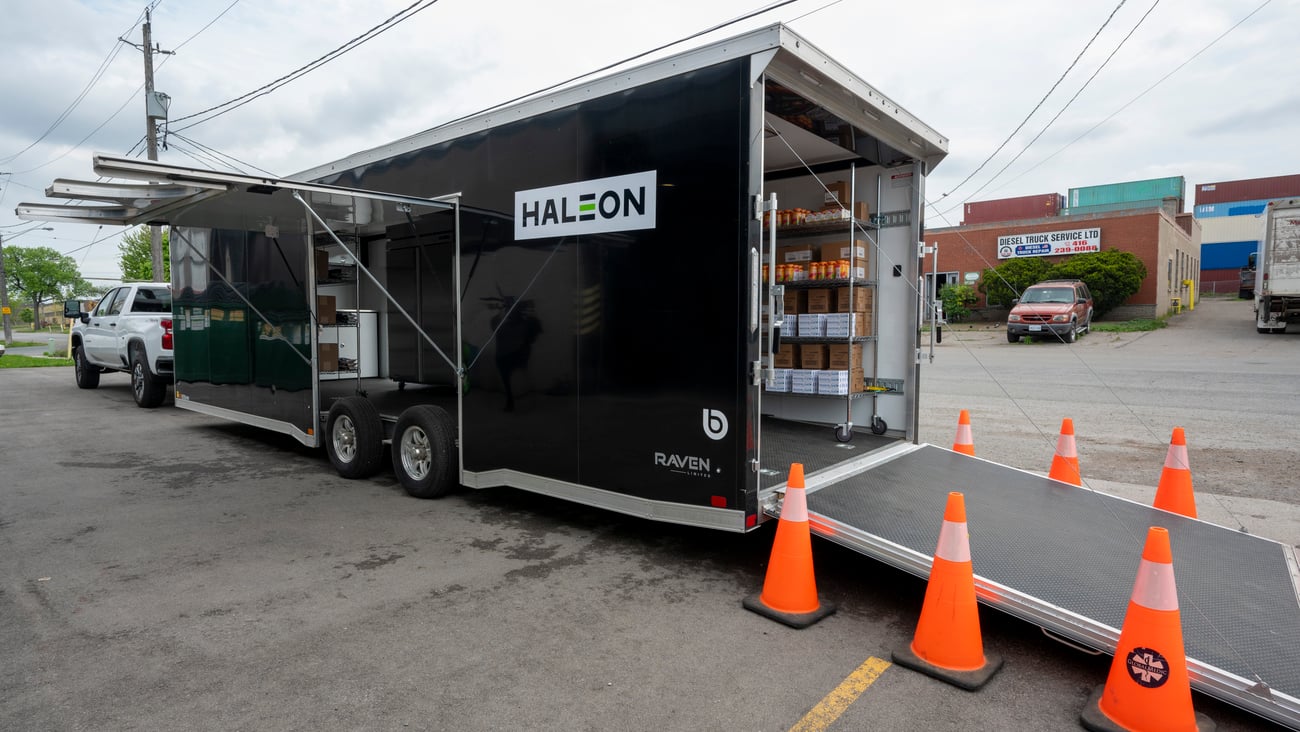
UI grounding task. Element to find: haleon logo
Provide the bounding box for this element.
[515,170,657,241]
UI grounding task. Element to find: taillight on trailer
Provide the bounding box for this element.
[162,319,173,349]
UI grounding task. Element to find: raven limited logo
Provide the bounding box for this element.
[515,170,657,241]
[653,452,716,478]
[702,409,728,441]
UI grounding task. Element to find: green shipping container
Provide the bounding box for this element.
[1068,176,1185,208]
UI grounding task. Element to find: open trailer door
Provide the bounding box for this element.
[18,155,459,446]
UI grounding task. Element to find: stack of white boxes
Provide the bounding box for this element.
[767,368,792,393]
[824,312,865,339]
[796,313,827,337]
[816,370,852,395]
[790,369,819,394]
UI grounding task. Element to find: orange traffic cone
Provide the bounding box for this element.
[743,463,836,628]
[952,409,976,456]
[1080,527,1214,731]
[892,492,1002,690]
[1048,418,1082,486]
[1153,427,1198,519]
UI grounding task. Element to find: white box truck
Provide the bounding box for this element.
[1255,198,1300,333]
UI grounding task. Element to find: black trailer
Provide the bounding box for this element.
[19,24,1300,728]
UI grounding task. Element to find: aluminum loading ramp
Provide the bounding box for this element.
[787,443,1300,729]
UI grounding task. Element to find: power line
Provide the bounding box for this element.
[934,1,1129,205]
[938,0,1162,216]
[168,132,278,176]
[167,0,442,132]
[988,0,1273,195]
[0,8,149,165]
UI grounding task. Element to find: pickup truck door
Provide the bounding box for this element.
[85,287,126,366]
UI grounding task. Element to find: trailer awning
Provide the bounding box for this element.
[15,154,458,227]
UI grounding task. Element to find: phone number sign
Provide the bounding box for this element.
[997,228,1101,259]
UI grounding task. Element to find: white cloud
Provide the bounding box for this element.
[2,0,1295,282]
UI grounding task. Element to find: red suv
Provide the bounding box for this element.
[1006,280,1094,343]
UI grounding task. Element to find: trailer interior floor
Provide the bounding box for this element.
[759,416,896,490]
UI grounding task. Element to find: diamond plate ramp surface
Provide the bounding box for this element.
[805,445,1300,723]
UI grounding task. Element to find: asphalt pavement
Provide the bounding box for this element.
[1,298,1294,731]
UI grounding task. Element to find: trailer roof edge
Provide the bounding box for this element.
[294,23,947,182]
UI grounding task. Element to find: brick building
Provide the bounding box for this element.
[924,206,1201,320]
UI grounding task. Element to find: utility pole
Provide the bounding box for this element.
[0,233,13,345]
[131,8,172,281]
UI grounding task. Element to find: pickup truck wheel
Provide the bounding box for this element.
[74,346,100,389]
[131,350,167,408]
[326,397,384,479]
[392,405,457,499]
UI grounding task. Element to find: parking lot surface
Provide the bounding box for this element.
[1,295,1294,731]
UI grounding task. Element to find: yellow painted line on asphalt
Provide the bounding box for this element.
[788,656,891,732]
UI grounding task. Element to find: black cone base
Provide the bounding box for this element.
[891,643,1003,691]
[1080,685,1215,732]
[742,592,836,629]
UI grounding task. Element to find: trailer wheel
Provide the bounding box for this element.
[834,424,854,443]
[871,416,888,435]
[326,396,384,479]
[392,405,457,499]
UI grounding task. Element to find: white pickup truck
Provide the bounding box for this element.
[65,282,174,408]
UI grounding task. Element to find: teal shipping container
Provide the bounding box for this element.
[1068,176,1185,209]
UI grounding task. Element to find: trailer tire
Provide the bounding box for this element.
[73,345,100,389]
[392,405,457,499]
[326,396,384,479]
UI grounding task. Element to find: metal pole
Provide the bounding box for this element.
[143,9,165,280]
[0,234,13,345]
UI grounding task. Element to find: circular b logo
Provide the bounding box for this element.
[1125,647,1169,688]
[702,409,728,440]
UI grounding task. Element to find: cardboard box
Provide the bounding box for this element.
[782,288,807,315]
[853,201,870,222]
[824,181,851,206]
[315,250,330,283]
[820,240,870,267]
[807,288,832,314]
[319,343,339,372]
[828,343,864,370]
[796,313,827,337]
[777,244,817,264]
[772,342,795,369]
[317,295,336,324]
[837,287,873,313]
[799,344,829,370]
[790,369,819,394]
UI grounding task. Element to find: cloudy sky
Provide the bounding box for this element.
[0,0,1294,285]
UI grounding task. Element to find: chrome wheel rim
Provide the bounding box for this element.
[132,362,145,399]
[400,426,432,481]
[333,414,357,463]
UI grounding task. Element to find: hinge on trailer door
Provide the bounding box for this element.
[751,359,763,386]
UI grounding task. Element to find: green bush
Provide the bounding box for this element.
[1048,248,1146,317]
[938,283,978,322]
[978,258,1053,308]
[978,249,1146,317]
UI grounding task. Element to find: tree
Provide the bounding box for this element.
[118,226,170,281]
[938,283,978,322]
[978,257,1053,308]
[1049,248,1146,317]
[4,246,96,329]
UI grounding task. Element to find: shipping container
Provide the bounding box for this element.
[1195,174,1300,206]
[1199,214,1267,244]
[1068,176,1185,209]
[1059,198,1181,217]
[1194,198,1273,219]
[961,192,1061,225]
[1200,240,1258,270]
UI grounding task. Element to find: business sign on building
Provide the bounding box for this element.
[996,227,1101,259]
